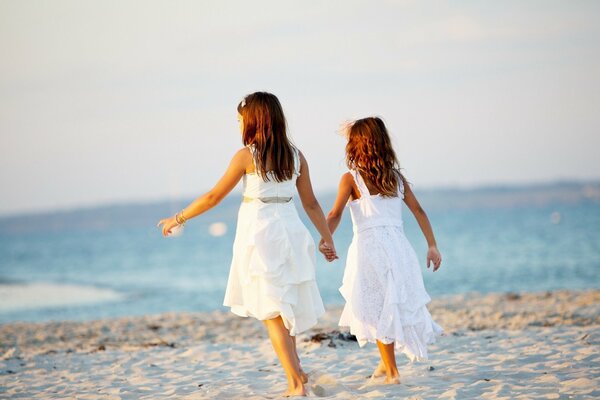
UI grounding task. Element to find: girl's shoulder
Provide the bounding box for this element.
[236,146,254,160]
[340,170,358,189]
[340,171,360,197]
[232,147,255,173]
[341,171,355,183]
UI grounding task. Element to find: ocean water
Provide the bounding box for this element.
[0,182,599,323]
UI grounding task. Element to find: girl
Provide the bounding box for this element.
[158,92,337,397]
[323,116,443,384]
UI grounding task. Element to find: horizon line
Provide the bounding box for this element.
[1,177,598,219]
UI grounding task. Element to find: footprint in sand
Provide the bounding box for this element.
[308,372,349,397]
[311,384,326,397]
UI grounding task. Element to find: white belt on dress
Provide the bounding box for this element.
[242,195,292,203]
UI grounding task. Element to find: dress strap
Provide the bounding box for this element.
[397,171,405,199]
[246,144,258,171]
[292,146,301,175]
[350,170,370,198]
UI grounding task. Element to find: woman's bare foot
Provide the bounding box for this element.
[370,361,386,378]
[384,374,401,385]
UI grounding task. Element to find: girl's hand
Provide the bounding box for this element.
[318,239,338,262]
[157,216,179,237]
[427,246,442,272]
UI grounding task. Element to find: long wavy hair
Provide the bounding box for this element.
[345,117,403,197]
[237,92,295,182]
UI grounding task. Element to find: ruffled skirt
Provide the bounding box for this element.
[223,201,325,336]
[339,225,443,362]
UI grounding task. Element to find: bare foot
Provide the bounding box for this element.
[299,369,308,384]
[370,361,386,378]
[282,385,307,397]
[384,375,401,385]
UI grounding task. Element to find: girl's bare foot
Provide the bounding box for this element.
[299,368,308,384]
[375,340,400,384]
[282,383,306,397]
[370,361,386,378]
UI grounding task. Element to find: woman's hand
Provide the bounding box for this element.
[319,239,338,262]
[157,216,179,237]
[426,246,442,271]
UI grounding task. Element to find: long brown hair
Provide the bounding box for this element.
[345,117,403,197]
[237,92,295,182]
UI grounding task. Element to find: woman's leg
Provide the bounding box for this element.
[376,340,401,384]
[263,316,306,396]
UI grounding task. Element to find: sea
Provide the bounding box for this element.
[0,182,599,323]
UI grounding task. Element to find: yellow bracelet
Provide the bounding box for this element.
[175,212,186,226]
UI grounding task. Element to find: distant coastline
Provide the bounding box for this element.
[0,180,598,234]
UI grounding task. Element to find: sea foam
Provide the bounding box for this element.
[0,282,123,312]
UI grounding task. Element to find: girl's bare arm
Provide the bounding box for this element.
[325,172,354,235]
[157,148,250,236]
[296,152,337,260]
[402,176,442,271]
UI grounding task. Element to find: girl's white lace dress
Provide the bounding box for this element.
[339,170,444,361]
[223,147,325,336]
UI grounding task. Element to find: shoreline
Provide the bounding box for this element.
[2,289,599,399]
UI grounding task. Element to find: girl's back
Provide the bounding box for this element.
[347,170,404,233]
[242,145,300,199]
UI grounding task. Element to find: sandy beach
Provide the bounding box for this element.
[1,289,598,399]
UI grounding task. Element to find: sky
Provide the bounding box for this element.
[1,1,599,215]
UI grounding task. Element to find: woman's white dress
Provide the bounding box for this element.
[223,147,325,336]
[339,170,444,362]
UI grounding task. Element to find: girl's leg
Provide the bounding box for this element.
[291,335,308,383]
[376,340,401,384]
[263,316,306,396]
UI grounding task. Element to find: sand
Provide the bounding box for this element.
[1,289,599,399]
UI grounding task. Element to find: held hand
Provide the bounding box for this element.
[426,246,442,272]
[157,216,179,237]
[318,239,338,262]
